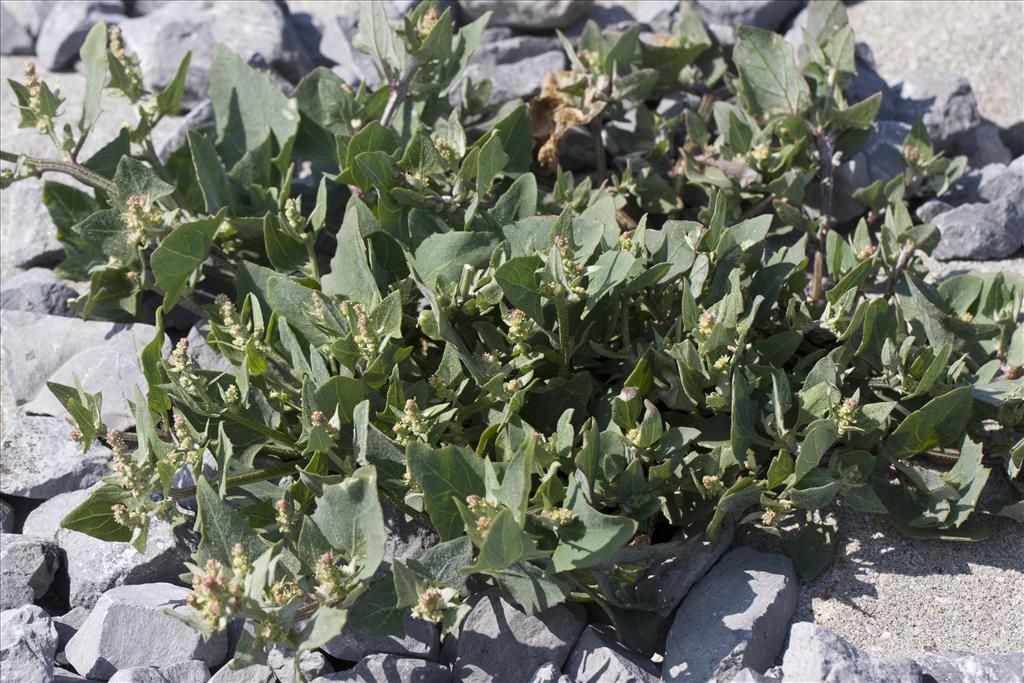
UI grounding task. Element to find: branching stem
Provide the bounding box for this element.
[1,149,116,194]
[380,60,420,128]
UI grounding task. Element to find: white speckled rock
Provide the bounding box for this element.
[663,547,798,683]
[918,651,1024,683]
[0,268,80,317]
[0,415,112,499]
[0,533,61,610]
[781,622,924,682]
[208,658,276,683]
[313,654,451,683]
[323,611,439,662]
[109,659,211,683]
[564,625,660,683]
[457,0,589,30]
[22,486,189,609]
[66,583,228,679]
[0,178,64,268]
[34,0,125,70]
[0,604,59,682]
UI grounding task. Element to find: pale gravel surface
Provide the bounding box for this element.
[848,0,1024,128]
[1,1,1023,660]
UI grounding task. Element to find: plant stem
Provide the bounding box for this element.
[589,118,606,182]
[555,293,573,378]
[810,132,836,303]
[380,60,420,128]
[169,461,297,500]
[1,149,116,194]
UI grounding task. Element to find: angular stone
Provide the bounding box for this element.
[528,661,571,683]
[55,667,88,681]
[0,268,79,317]
[268,647,332,683]
[564,625,660,683]
[109,659,212,683]
[120,0,310,110]
[0,415,112,499]
[918,651,1024,683]
[22,486,189,609]
[54,605,90,654]
[0,604,58,682]
[1,178,64,268]
[323,612,439,661]
[895,70,980,151]
[0,4,33,55]
[315,654,451,683]
[0,311,160,406]
[467,48,565,107]
[663,547,798,683]
[66,583,228,679]
[781,622,923,682]
[23,321,167,431]
[35,0,125,70]
[457,0,588,30]
[454,589,585,683]
[694,0,805,45]
[0,533,61,609]
[208,659,275,682]
[633,528,734,616]
[917,199,954,223]
[322,14,382,89]
[1,499,13,533]
[382,503,439,567]
[932,198,1024,260]
[154,99,215,162]
[729,668,770,682]
[959,120,1014,167]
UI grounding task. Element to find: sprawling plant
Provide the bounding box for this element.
[3,0,1021,669]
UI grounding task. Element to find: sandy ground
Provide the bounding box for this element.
[848,0,1024,129]
[1,1,1023,660]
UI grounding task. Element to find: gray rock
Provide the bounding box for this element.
[154,99,215,162]
[0,415,112,499]
[119,0,309,110]
[66,583,228,679]
[207,658,275,683]
[831,120,911,222]
[1,4,33,54]
[1,178,64,268]
[0,268,79,317]
[917,199,954,223]
[631,0,678,30]
[781,622,923,682]
[918,650,1024,683]
[960,120,1014,167]
[457,0,588,30]
[110,660,212,683]
[633,528,734,616]
[54,605,90,653]
[383,503,439,567]
[268,647,332,683]
[323,612,439,661]
[931,198,1024,260]
[15,0,58,36]
[0,310,160,406]
[453,589,585,683]
[0,499,13,533]
[729,668,769,682]
[314,654,451,683]
[657,92,702,121]
[55,667,88,681]
[528,661,571,683]
[564,625,660,683]
[22,486,189,609]
[1,604,58,681]
[0,533,61,609]
[895,70,980,152]
[35,0,125,70]
[22,320,167,431]
[462,41,566,107]
[185,322,234,373]
[695,0,805,45]
[322,14,382,89]
[663,547,799,683]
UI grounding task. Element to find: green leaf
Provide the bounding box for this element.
[151,211,223,309]
[880,387,974,460]
[113,157,175,208]
[188,130,236,213]
[315,376,368,425]
[312,465,387,580]
[831,93,882,130]
[495,256,545,324]
[794,420,837,485]
[358,0,407,80]
[412,232,499,290]
[79,21,107,133]
[552,476,637,572]
[407,443,485,540]
[493,562,571,614]
[263,215,307,273]
[734,26,810,116]
[783,521,837,581]
[470,509,528,572]
[156,51,192,116]
[322,197,381,306]
[196,478,270,566]
[60,484,132,542]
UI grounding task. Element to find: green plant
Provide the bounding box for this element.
[5,0,1021,672]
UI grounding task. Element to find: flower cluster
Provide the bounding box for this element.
[187,544,251,632]
[314,552,359,604]
[411,586,458,623]
[393,399,428,446]
[124,195,162,246]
